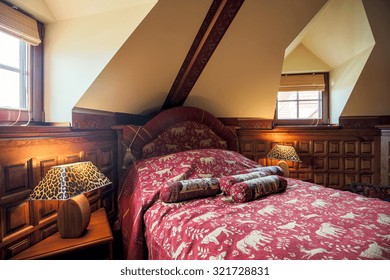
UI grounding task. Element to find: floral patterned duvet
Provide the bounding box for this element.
[117,149,390,260]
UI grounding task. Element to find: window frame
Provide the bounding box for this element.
[0,16,43,125]
[275,72,329,126]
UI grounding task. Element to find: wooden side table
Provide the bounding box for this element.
[11,208,113,260]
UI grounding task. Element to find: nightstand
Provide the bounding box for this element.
[11,208,113,260]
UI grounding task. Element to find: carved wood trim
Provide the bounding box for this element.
[162,0,245,109]
[72,107,152,129]
[219,118,274,129]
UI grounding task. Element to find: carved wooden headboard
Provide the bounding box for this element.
[113,106,238,175]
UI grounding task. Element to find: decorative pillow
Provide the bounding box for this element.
[230,175,287,203]
[160,178,221,203]
[142,121,228,159]
[220,166,285,195]
[220,171,268,195]
[236,166,284,176]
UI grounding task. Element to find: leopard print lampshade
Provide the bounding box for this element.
[29,161,111,200]
[266,144,301,162]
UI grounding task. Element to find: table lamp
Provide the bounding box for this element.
[266,144,301,177]
[28,161,111,238]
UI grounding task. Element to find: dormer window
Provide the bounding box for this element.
[275,73,329,126]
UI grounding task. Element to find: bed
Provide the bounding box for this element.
[116,106,390,260]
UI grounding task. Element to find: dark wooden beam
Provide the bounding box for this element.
[162,0,245,110]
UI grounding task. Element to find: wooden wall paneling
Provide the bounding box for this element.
[360,158,373,172]
[388,141,390,185]
[99,147,114,172]
[297,141,312,155]
[360,174,373,184]
[0,159,33,207]
[345,173,358,186]
[5,237,30,258]
[313,157,327,171]
[64,152,83,164]
[376,126,389,186]
[328,141,341,156]
[85,150,98,166]
[344,141,359,156]
[100,189,115,218]
[344,157,358,172]
[5,202,30,236]
[361,142,374,156]
[328,157,342,172]
[328,173,344,189]
[313,141,327,156]
[241,140,253,154]
[313,173,327,186]
[237,127,380,191]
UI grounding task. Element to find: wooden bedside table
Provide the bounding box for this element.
[11,208,113,260]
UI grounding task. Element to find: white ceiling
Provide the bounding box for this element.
[5,0,154,23]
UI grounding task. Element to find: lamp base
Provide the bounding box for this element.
[57,194,91,238]
[277,160,289,177]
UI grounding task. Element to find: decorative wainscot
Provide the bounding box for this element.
[238,126,381,190]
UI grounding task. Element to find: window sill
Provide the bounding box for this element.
[273,124,341,130]
[0,122,72,137]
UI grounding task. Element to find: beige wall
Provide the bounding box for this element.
[44,1,157,122]
[330,47,374,123]
[282,44,331,74]
[341,0,390,117]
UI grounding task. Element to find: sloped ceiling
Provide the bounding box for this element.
[76,0,213,115]
[5,0,152,23]
[77,0,327,118]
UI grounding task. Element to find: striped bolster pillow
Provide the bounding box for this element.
[220,166,284,195]
[220,171,268,195]
[236,165,284,176]
[230,175,287,203]
[160,178,220,203]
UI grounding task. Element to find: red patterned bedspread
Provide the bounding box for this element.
[117,149,390,260]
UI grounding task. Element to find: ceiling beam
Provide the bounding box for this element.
[162,0,245,110]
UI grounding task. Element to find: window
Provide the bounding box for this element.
[0,31,28,110]
[275,73,329,125]
[0,2,43,124]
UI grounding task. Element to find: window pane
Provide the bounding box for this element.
[278,101,297,119]
[0,31,20,68]
[299,91,320,100]
[299,101,320,119]
[278,91,297,101]
[0,68,20,109]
